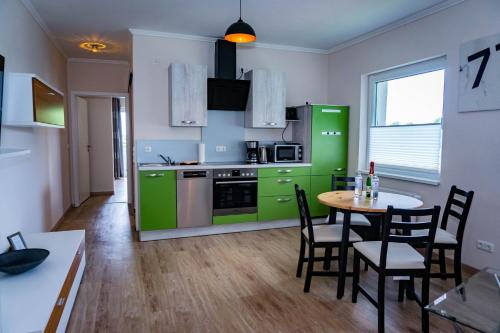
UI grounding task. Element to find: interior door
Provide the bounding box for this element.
[76,96,90,205]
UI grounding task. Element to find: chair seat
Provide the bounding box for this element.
[325,212,371,227]
[435,228,458,244]
[302,225,363,243]
[414,228,458,245]
[353,241,425,269]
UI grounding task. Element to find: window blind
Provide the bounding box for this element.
[368,124,442,179]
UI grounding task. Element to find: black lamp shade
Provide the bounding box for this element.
[224,18,256,43]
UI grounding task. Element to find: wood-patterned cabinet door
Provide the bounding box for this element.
[169,63,207,127]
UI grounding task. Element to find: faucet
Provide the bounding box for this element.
[158,154,173,165]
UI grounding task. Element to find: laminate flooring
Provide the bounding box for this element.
[56,196,474,332]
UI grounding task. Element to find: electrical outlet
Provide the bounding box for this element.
[144,145,152,153]
[477,240,495,253]
[215,145,227,152]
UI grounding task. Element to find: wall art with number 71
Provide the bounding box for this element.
[458,32,500,112]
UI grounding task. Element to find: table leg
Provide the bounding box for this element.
[324,207,337,270]
[337,210,351,299]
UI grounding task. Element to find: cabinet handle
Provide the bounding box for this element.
[265,122,277,126]
[146,173,165,178]
[57,297,66,307]
[335,168,344,171]
[181,120,197,125]
[322,109,341,113]
[277,169,292,174]
[277,179,292,184]
[276,198,292,203]
[321,131,342,136]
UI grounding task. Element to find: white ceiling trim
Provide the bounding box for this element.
[67,58,130,66]
[128,28,329,54]
[327,0,465,54]
[20,0,67,57]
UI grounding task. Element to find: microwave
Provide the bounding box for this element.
[270,144,303,163]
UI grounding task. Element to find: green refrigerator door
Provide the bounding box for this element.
[310,175,332,217]
[311,105,349,176]
[139,170,177,231]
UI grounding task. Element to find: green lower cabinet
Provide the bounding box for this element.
[258,175,310,197]
[258,195,300,221]
[139,170,177,231]
[259,166,311,178]
[213,213,258,225]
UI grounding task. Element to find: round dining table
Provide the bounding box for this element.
[317,190,423,299]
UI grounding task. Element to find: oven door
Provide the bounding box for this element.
[275,145,299,162]
[213,178,257,216]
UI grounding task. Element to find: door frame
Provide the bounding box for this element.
[69,91,131,207]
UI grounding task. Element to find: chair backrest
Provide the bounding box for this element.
[331,175,355,191]
[380,206,441,270]
[440,185,474,243]
[295,184,314,243]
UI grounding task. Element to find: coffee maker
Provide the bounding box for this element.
[245,141,258,164]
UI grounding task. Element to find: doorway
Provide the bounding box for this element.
[70,92,131,207]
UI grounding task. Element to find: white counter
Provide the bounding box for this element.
[0,230,85,333]
[138,162,312,171]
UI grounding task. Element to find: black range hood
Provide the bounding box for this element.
[207,40,250,111]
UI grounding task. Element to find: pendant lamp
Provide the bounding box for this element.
[224,0,256,43]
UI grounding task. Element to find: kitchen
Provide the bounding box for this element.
[136,40,346,241]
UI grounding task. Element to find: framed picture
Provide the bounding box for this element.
[7,232,27,250]
[458,32,500,112]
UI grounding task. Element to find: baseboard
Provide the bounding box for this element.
[90,191,114,196]
[51,206,73,231]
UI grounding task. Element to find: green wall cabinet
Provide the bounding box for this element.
[139,170,177,231]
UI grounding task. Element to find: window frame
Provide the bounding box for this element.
[366,56,447,185]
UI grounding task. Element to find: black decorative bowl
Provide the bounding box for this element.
[0,249,50,275]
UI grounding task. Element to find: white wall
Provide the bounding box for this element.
[327,0,500,268]
[67,60,130,93]
[131,34,329,142]
[0,0,69,252]
[86,97,114,193]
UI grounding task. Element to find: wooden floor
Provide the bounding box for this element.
[56,196,473,333]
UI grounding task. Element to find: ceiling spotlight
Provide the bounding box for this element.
[79,41,107,53]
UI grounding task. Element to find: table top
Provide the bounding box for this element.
[317,191,423,213]
[425,268,500,333]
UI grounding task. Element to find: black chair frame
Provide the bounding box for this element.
[352,205,441,333]
[295,184,357,292]
[430,185,474,286]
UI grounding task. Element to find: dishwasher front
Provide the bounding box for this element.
[176,169,213,228]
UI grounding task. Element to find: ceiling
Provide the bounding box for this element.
[25,0,461,61]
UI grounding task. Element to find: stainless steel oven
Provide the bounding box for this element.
[213,168,258,216]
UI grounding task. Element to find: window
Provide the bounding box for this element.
[367,57,446,184]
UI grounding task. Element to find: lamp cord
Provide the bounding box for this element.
[239,0,242,19]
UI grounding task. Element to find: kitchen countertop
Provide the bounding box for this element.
[137,161,312,171]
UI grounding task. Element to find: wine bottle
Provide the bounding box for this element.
[366,161,374,198]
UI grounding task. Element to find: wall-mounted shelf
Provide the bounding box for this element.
[3,73,65,128]
[0,148,31,159]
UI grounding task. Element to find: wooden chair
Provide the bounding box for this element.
[430,185,474,286]
[295,184,363,292]
[352,205,441,333]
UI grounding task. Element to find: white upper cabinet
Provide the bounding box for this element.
[245,69,286,129]
[169,63,207,127]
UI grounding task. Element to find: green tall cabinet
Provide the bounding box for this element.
[294,105,349,217]
[139,170,177,230]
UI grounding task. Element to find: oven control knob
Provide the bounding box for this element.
[217,173,221,177]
